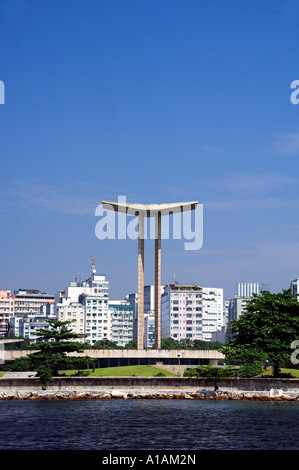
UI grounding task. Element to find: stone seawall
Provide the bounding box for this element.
[0,390,298,401]
[1,376,299,400]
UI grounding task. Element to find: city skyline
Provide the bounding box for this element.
[3,258,298,302]
[1,1,299,301]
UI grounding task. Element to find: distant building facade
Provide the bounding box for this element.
[225,281,270,341]
[161,284,224,343]
[0,290,14,335]
[128,285,165,348]
[55,267,110,346]
[109,301,134,347]
[290,278,299,300]
[227,296,251,323]
[56,300,86,342]
[237,282,269,297]
[0,289,55,337]
[14,314,57,343]
[201,286,224,341]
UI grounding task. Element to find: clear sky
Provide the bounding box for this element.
[0,0,299,300]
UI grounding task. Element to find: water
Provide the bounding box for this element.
[0,400,298,450]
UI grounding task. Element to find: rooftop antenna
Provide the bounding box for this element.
[91,257,96,275]
[173,265,179,285]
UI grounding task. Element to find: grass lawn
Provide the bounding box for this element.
[0,371,6,377]
[262,368,299,378]
[60,365,176,377]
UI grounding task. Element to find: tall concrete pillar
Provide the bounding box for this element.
[137,213,145,350]
[155,212,161,349]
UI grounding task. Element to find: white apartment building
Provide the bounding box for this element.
[161,284,224,343]
[223,298,230,329]
[201,287,224,341]
[237,282,269,297]
[227,297,251,324]
[225,296,251,342]
[19,315,57,343]
[225,281,270,340]
[55,263,110,345]
[109,300,134,347]
[13,289,55,316]
[80,291,111,344]
[0,289,55,336]
[0,290,14,335]
[10,312,57,342]
[56,300,85,342]
[144,310,155,348]
[290,278,299,300]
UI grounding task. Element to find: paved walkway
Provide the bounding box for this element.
[0,371,37,378]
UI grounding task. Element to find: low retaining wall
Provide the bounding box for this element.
[0,376,299,394]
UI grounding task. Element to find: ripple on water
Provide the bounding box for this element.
[0,399,298,450]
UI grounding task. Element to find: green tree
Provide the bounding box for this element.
[125,339,137,349]
[193,339,208,349]
[161,337,181,349]
[238,363,262,378]
[93,339,120,349]
[27,319,94,388]
[184,365,236,379]
[179,338,193,349]
[220,289,299,377]
[193,339,223,350]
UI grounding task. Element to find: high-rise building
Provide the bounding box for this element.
[55,260,110,345]
[12,313,57,343]
[201,287,224,341]
[237,282,269,298]
[0,290,14,335]
[290,278,299,300]
[109,300,134,347]
[144,310,155,348]
[227,297,251,324]
[225,281,269,341]
[0,289,55,336]
[13,289,55,316]
[161,284,224,342]
[56,300,86,342]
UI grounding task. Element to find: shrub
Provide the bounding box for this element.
[184,365,237,379]
[183,368,198,377]
[4,357,32,372]
[73,370,91,377]
[36,366,53,389]
[238,363,263,377]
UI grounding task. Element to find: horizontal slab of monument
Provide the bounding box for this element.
[0,339,24,344]
[102,200,198,217]
[3,349,224,367]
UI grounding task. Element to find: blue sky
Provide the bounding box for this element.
[0,0,299,300]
